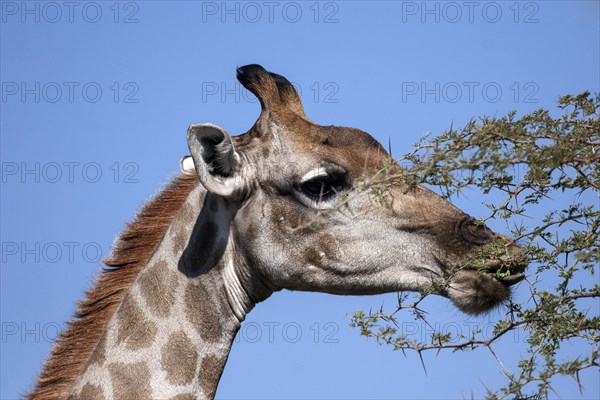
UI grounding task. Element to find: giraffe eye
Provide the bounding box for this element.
[294,166,350,209]
[301,177,342,199]
[302,179,335,199]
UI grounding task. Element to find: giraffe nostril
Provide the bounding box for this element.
[457,217,495,245]
[496,234,516,246]
[497,234,524,256]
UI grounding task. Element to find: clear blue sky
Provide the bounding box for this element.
[1,1,599,399]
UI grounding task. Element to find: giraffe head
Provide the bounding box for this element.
[184,64,527,316]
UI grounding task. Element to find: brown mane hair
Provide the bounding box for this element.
[27,174,198,400]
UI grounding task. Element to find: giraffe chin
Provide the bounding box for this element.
[446,269,513,315]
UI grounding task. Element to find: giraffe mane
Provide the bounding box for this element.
[27,173,198,400]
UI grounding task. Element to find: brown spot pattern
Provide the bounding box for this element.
[161,331,198,386]
[184,284,223,342]
[79,383,104,399]
[116,295,157,350]
[86,331,107,366]
[109,362,151,398]
[66,383,104,400]
[169,394,196,400]
[199,354,227,399]
[138,258,177,318]
[28,174,197,400]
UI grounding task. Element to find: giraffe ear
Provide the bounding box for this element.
[187,123,244,199]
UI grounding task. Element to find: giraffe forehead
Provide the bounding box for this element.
[311,141,389,174]
[240,124,390,177]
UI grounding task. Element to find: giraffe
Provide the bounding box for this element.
[29,64,527,399]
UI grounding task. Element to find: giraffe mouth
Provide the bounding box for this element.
[447,238,529,288]
[439,255,528,315]
[434,254,527,288]
[479,259,527,287]
[494,273,526,286]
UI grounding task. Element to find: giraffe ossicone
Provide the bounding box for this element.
[30,64,527,400]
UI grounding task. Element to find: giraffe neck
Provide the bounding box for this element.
[68,185,266,399]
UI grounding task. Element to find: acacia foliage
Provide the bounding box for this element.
[350,92,599,399]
